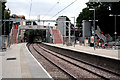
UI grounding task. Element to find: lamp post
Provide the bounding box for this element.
[46,23,50,42]
[7,8,11,45]
[37,15,40,25]
[89,8,96,50]
[109,14,120,49]
[63,22,64,45]
[71,17,76,47]
[48,23,50,42]
[4,10,6,35]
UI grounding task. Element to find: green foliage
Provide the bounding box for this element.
[2,2,6,19]
[2,2,11,35]
[76,8,93,27]
[76,2,120,36]
[25,29,45,41]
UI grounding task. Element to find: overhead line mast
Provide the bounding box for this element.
[29,0,32,19]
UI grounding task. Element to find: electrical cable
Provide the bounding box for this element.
[50,0,77,19]
[43,0,60,19]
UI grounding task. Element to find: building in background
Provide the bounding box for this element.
[82,20,91,39]
[82,20,91,46]
[57,16,67,37]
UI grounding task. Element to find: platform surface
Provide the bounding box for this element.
[44,43,120,60]
[0,43,52,79]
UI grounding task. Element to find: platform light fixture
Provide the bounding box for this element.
[89,8,96,50]
[71,17,76,47]
[109,14,120,49]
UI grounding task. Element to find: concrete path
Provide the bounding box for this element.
[45,43,120,60]
[0,51,2,80]
[0,43,52,79]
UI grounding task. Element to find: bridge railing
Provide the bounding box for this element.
[96,26,106,42]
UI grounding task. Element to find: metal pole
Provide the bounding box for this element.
[4,10,6,35]
[46,27,47,42]
[48,23,50,43]
[115,15,117,49]
[73,17,75,47]
[17,27,20,44]
[68,22,71,43]
[109,14,120,49]
[0,1,2,35]
[8,19,10,45]
[63,22,64,45]
[93,9,96,50]
[38,15,40,25]
[12,23,14,44]
[43,21,44,26]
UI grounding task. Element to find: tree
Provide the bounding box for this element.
[76,8,93,27]
[25,29,45,42]
[56,16,74,28]
[2,2,11,35]
[76,2,120,36]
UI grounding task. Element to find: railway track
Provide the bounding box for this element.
[28,43,120,79]
[40,43,120,75]
[27,43,74,79]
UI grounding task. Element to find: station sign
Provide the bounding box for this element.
[90,36,94,43]
[19,25,48,30]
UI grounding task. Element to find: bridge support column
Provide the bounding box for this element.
[66,22,72,46]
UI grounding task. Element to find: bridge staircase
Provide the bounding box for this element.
[10,25,19,44]
[51,27,63,44]
[95,26,106,42]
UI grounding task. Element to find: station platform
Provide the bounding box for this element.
[0,43,52,79]
[44,43,120,60]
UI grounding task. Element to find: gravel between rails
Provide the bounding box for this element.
[28,43,72,80]
[37,43,120,79]
[33,43,102,79]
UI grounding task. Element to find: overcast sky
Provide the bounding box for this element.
[6,0,89,25]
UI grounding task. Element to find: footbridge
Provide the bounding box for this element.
[19,25,49,30]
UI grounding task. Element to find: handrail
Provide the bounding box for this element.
[96,30,106,42]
